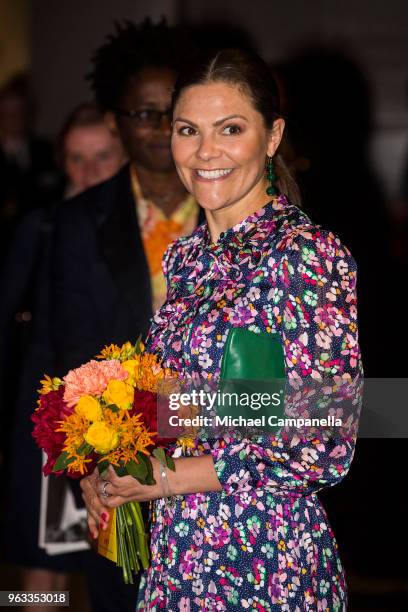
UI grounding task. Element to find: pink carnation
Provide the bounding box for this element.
[63,359,128,407]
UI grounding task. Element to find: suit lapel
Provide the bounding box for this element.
[98,166,153,326]
[97,166,205,329]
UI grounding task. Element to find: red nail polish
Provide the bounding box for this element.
[102,512,109,522]
[99,522,104,529]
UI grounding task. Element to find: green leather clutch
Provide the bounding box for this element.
[216,328,286,433]
[220,327,285,381]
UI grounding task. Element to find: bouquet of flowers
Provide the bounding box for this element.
[32,338,177,583]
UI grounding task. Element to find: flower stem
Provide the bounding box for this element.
[115,502,149,583]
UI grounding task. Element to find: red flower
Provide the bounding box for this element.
[131,390,177,448]
[31,388,91,478]
[32,388,70,475]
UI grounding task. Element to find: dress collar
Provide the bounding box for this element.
[167,192,300,291]
[193,192,292,253]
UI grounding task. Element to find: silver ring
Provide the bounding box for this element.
[101,480,111,498]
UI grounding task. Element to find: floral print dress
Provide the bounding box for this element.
[136,194,363,611]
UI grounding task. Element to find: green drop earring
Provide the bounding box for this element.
[266,155,278,196]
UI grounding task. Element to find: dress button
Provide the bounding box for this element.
[219,232,225,239]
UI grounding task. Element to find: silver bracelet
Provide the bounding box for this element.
[159,462,172,498]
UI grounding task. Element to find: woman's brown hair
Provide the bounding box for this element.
[172,48,301,207]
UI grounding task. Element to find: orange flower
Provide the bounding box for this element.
[38,374,63,395]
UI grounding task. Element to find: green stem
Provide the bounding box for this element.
[122,505,139,572]
[112,502,150,583]
[117,506,132,584]
[128,502,150,570]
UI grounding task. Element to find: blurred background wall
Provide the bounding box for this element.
[0,0,29,83]
[22,0,408,200]
[179,0,408,201]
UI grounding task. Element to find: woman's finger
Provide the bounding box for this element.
[97,478,117,502]
[107,465,121,483]
[105,466,133,490]
[105,468,138,494]
[102,495,125,509]
[82,489,100,537]
[87,511,99,539]
[80,474,96,498]
[91,483,111,518]
[81,476,111,531]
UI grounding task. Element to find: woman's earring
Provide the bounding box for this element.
[266,155,278,196]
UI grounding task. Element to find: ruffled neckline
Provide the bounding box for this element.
[193,192,291,252]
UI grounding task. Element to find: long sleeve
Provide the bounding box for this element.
[209,227,363,498]
[0,211,43,419]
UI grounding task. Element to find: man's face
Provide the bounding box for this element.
[113,66,176,173]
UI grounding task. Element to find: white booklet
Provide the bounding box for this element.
[38,451,90,555]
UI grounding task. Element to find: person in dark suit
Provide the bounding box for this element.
[50,19,202,612]
[52,163,154,365]
[0,103,127,610]
[0,74,61,265]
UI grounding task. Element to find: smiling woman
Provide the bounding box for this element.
[170,50,301,244]
[80,47,363,611]
[171,80,284,243]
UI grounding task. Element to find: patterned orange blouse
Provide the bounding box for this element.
[131,164,199,312]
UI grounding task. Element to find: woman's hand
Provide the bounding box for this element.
[81,454,221,539]
[80,459,164,539]
[95,461,163,508]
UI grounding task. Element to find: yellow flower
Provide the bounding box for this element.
[75,396,102,422]
[120,341,138,358]
[176,435,196,454]
[84,421,119,454]
[121,359,140,386]
[103,379,134,409]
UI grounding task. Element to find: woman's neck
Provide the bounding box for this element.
[134,164,188,217]
[206,178,270,244]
